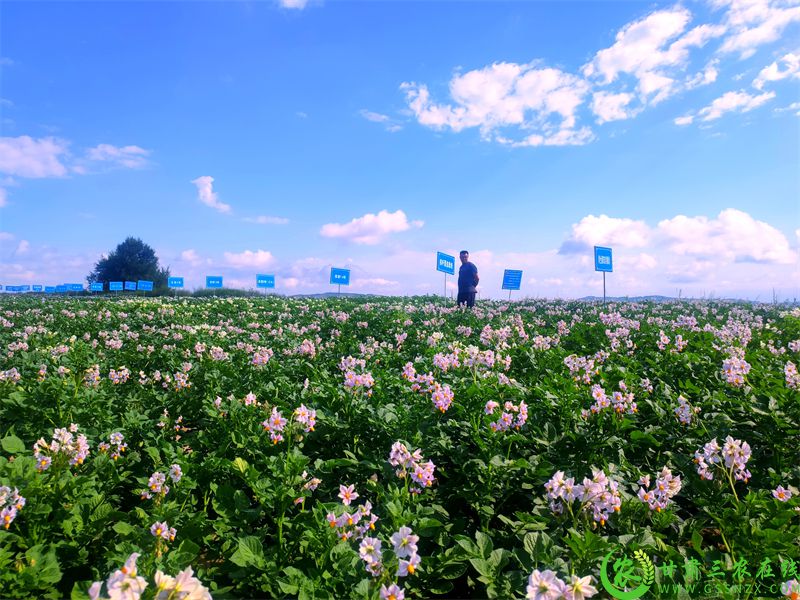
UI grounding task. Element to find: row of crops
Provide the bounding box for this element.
[0,295,798,599]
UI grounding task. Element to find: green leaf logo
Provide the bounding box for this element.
[600,549,653,600]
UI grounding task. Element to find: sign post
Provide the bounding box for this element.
[110,281,123,295]
[594,246,613,304]
[501,269,523,301]
[206,276,223,298]
[168,277,184,298]
[256,274,275,296]
[90,282,104,293]
[436,252,455,300]
[330,268,350,296]
[137,280,154,295]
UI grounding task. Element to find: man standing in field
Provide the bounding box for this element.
[457,250,479,308]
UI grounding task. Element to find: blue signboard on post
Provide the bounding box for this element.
[20,285,32,292]
[90,283,104,292]
[436,252,455,275]
[256,274,275,289]
[137,280,153,292]
[67,284,83,292]
[124,281,137,291]
[45,286,56,293]
[110,281,123,292]
[32,285,43,292]
[502,269,523,291]
[168,277,184,289]
[330,268,350,286]
[206,276,223,289]
[56,285,67,293]
[594,246,613,272]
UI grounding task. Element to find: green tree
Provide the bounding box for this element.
[87,237,169,291]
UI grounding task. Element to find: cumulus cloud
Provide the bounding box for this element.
[714,0,800,58]
[591,91,636,123]
[0,231,13,241]
[753,52,800,89]
[191,176,232,214]
[657,208,796,264]
[402,62,592,146]
[697,89,776,120]
[360,109,391,123]
[278,0,308,8]
[0,187,7,207]
[674,115,695,125]
[223,249,276,269]
[180,249,204,266]
[14,240,29,255]
[320,209,423,245]
[244,215,289,225]
[0,136,69,178]
[85,144,150,169]
[583,8,725,105]
[559,214,651,254]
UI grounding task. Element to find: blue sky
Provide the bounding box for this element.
[1,0,798,299]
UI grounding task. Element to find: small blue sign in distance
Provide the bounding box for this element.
[330,268,350,286]
[20,285,32,292]
[32,285,43,292]
[501,269,523,291]
[124,281,137,291]
[137,280,154,291]
[56,285,68,293]
[168,277,184,289]
[109,281,123,291]
[67,284,83,292]
[594,246,613,273]
[436,252,456,275]
[206,276,223,289]
[90,282,104,292]
[256,274,275,288]
[0,285,3,291]
[45,286,56,293]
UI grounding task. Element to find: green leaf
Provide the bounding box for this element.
[112,522,137,536]
[469,557,494,579]
[230,536,266,568]
[232,457,249,474]
[1,434,25,454]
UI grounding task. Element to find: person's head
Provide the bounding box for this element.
[460,250,469,264]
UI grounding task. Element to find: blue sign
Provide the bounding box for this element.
[109,281,123,291]
[67,284,83,292]
[124,281,137,291]
[90,282,104,292]
[206,276,223,289]
[436,252,455,275]
[0,285,3,291]
[56,285,68,293]
[32,285,43,292]
[501,269,523,291]
[256,274,275,289]
[330,268,350,286]
[594,246,613,273]
[45,286,56,293]
[168,277,184,289]
[20,285,32,292]
[137,280,154,291]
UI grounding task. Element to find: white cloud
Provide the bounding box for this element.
[0,136,69,178]
[583,8,725,104]
[14,240,29,255]
[278,0,308,8]
[686,60,720,89]
[753,52,800,89]
[674,115,695,125]
[223,249,276,269]
[320,209,424,245]
[85,144,150,169]
[360,109,391,123]
[713,0,800,58]
[244,215,289,225]
[697,89,776,121]
[402,62,591,146]
[0,231,14,241]
[191,176,232,214]
[352,277,400,289]
[591,91,636,123]
[657,208,796,264]
[0,187,6,207]
[560,214,652,253]
[180,249,204,266]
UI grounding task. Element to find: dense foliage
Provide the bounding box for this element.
[87,237,169,290]
[0,296,798,599]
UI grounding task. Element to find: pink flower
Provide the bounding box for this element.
[338,484,358,506]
